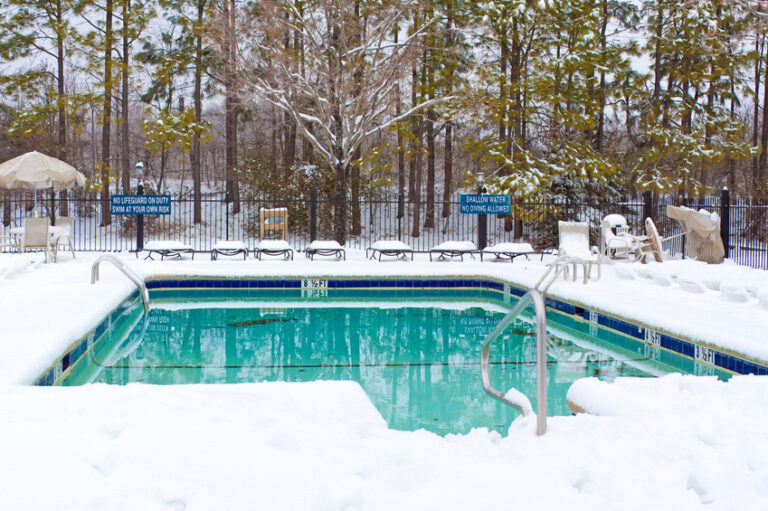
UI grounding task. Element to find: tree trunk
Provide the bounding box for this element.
[653,2,663,106]
[759,55,768,185]
[596,0,607,153]
[424,106,435,229]
[441,9,453,222]
[192,0,205,224]
[330,21,347,244]
[755,33,764,189]
[442,121,452,220]
[411,118,423,238]
[100,0,114,227]
[224,0,240,214]
[57,0,68,217]
[121,0,130,195]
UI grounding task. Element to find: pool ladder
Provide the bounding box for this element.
[91,254,150,314]
[480,264,567,436]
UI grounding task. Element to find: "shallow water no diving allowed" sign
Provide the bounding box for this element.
[459,194,511,215]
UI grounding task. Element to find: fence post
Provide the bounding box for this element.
[720,186,730,259]
[643,190,652,224]
[310,185,317,242]
[224,193,229,241]
[477,179,487,249]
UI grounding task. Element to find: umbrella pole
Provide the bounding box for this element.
[50,185,55,224]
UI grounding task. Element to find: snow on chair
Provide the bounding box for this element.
[557,221,601,283]
[600,218,642,260]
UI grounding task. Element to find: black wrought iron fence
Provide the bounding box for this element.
[2,192,767,269]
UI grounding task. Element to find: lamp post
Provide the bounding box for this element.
[135,161,144,252]
[477,172,487,250]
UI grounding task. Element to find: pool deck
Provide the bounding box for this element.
[2,249,768,509]
[1,249,767,385]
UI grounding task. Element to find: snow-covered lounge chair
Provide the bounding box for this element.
[305,240,345,260]
[366,240,413,261]
[254,239,293,260]
[144,240,195,260]
[480,242,537,262]
[429,240,476,261]
[557,221,600,283]
[211,240,248,260]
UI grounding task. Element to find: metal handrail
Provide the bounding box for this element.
[91,254,150,314]
[481,290,548,435]
[480,264,567,436]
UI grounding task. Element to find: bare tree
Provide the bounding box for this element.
[246,0,444,243]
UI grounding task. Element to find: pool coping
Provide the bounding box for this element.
[34,274,768,386]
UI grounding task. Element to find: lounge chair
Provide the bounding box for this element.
[557,221,601,283]
[52,216,75,259]
[480,242,537,262]
[18,217,55,263]
[144,240,195,260]
[366,240,413,261]
[429,241,476,261]
[211,240,248,260]
[254,239,293,260]
[305,240,345,260]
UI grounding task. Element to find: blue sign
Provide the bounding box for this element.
[110,194,171,215]
[459,194,511,214]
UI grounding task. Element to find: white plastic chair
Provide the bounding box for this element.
[557,221,601,283]
[53,216,75,259]
[19,217,54,263]
[601,219,641,259]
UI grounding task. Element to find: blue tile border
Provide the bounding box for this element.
[34,275,768,386]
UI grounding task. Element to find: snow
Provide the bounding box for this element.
[212,240,247,250]
[307,239,344,251]
[483,242,534,253]
[144,240,193,251]
[1,250,768,508]
[256,239,291,250]
[430,240,476,251]
[369,240,411,251]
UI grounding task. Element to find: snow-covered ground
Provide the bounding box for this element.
[1,249,767,509]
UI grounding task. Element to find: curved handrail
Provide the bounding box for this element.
[91,254,150,314]
[481,289,548,435]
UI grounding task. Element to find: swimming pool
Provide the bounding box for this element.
[42,276,751,435]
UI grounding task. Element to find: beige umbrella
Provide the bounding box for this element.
[0,151,86,216]
[0,151,85,190]
[666,205,725,264]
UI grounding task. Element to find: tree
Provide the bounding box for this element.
[0,0,79,216]
[160,0,211,223]
[632,0,755,196]
[247,0,444,243]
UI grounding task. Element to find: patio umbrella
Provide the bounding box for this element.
[0,151,86,214]
[0,151,85,190]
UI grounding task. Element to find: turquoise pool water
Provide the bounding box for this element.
[58,296,730,435]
